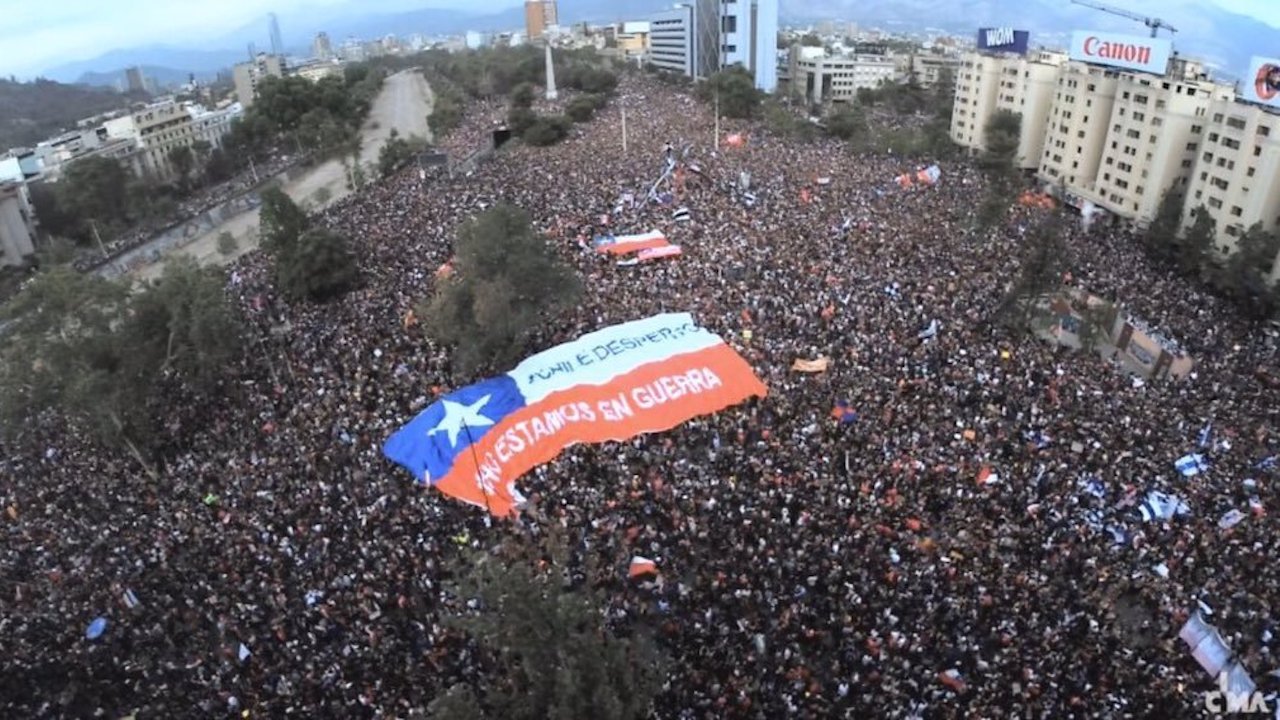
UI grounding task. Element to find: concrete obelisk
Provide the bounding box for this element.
[544,43,558,101]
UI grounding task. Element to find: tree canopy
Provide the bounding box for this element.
[0,259,241,471]
[697,66,763,119]
[275,227,360,302]
[422,204,580,374]
[433,532,666,720]
[258,185,312,256]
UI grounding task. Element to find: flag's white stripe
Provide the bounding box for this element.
[510,313,723,402]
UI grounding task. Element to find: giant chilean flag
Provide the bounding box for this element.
[384,313,766,516]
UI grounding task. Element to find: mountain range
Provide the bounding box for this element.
[39,0,1280,87]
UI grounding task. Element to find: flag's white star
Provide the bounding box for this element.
[429,395,494,447]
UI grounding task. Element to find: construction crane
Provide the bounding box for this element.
[1070,0,1178,38]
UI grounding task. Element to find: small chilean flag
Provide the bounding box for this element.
[629,556,658,579]
[977,466,1000,486]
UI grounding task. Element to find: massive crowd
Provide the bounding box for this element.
[3,73,1279,719]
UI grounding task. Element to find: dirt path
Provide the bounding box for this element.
[133,70,434,281]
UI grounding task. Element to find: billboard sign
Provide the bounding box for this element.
[1070,30,1171,74]
[1242,56,1280,109]
[976,27,1030,54]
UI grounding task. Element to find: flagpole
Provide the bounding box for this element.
[460,420,495,518]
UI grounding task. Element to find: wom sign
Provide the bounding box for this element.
[976,27,1030,54]
[1070,30,1171,75]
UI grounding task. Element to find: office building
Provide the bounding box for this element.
[525,0,558,41]
[1183,102,1280,265]
[0,182,36,267]
[615,22,650,64]
[187,103,243,151]
[792,50,897,104]
[951,50,1067,169]
[313,32,333,60]
[233,54,286,108]
[103,100,196,178]
[649,6,696,76]
[648,0,718,80]
[269,13,284,56]
[720,0,778,92]
[125,66,146,93]
[465,31,492,50]
[910,54,962,89]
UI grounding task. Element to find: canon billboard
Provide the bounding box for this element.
[976,27,1030,54]
[1070,30,1172,74]
[1242,56,1280,109]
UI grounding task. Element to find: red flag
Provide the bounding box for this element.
[629,556,658,579]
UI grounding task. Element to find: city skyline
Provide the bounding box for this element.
[0,0,1277,79]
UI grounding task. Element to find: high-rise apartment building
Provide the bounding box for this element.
[233,54,286,108]
[313,32,333,60]
[125,66,146,93]
[720,0,778,91]
[951,50,1065,169]
[1088,68,1230,223]
[1183,101,1280,263]
[525,1,558,41]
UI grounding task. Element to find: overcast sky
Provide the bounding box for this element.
[0,0,1276,79]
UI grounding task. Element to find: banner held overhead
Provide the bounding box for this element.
[384,314,767,516]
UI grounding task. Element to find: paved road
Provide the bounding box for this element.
[134,70,435,281]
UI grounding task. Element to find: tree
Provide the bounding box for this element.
[800,33,824,47]
[441,531,666,720]
[168,145,195,189]
[508,105,538,136]
[422,204,580,373]
[980,110,1021,178]
[258,186,311,256]
[976,110,1022,228]
[0,261,241,474]
[56,156,130,236]
[933,67,956,123]
[378,128,428,177]
[275,227,359,302]
[1175,204,1217,280]
[998,217,1068,327]
[123,256,243,389]
[511,82,536,108]
[826,104,868,142]
[1220,223,1280,318]
[697,66,762,119]
[522,115,571,147]
[216,231,238,256]
[565,94,605,123]
[1143,187,1185,267]
[763,100,816,142]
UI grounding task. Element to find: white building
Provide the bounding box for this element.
[187,103,243,151]
[465,31,492,50]
[951,50,1067,169]
[103,100,197,179]
[1183,101,1280,265]
[792,50,897,104]
[649,5,698,76]
[232,54,286,108]
[720,0,778,91]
